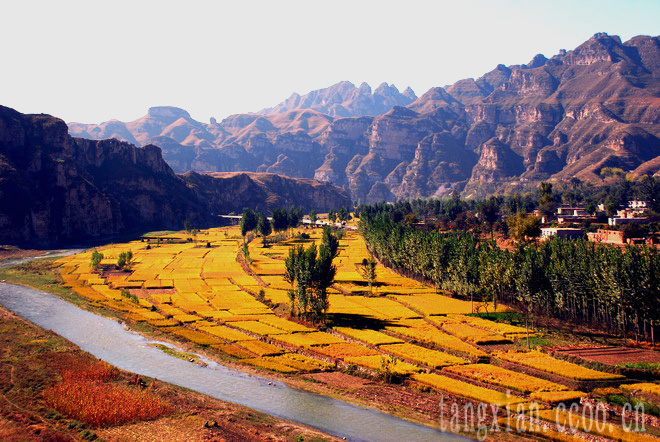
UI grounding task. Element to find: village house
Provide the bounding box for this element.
[540,227,584,240]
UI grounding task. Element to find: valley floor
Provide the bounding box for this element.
[1,228,659,441]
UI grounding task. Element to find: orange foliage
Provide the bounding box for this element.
[60,359,119,383]
[43,360,171,427]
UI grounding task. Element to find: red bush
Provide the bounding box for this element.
[43,360,172,427]
[59,359,119,383]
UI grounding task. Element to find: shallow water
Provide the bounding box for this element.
[0,282,467,441]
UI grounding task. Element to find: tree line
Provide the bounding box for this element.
[355,176,659,236]
[359,211,660,343]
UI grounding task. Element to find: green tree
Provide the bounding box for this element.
[638,175,659,212]
[240,209,258,241]
[183,219,193,233]
[328,210,337,223]
[478,197,500,237]
[507,212,541,243]
[359,257,377,295]
[90,249,104,270]
[308,210,317,228]
[605,198,619,217]
[585,202,597,215]
[272,208,289,233]
[117,250,133,270]
[283,228,339,320]
[242,242,251,264]
[321,226,339,259]
[257,213,272,246]
[538,182,556,217]
[288,207,302,233]
[338,207,350,222]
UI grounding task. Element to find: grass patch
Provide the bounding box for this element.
[468,311,525,324]
[602,393,660,418]
[513,336,554,349]
[141,230,179,237]
[150,344,207,366]
[0,258,90,307]
[616,362,660,371]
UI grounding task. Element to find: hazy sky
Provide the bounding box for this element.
[1,0,658,124]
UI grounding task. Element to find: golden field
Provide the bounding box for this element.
[53,224,650,441]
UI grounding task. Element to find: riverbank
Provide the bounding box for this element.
[0,303,337,441]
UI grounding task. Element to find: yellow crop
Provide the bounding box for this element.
[442,323,511,344]
[384,319,487,358]
[238,340,285,357]
[257,316,315,333]
[334,327,404,346]
[212,343,255,359]
[495,350,625,381]
[621,383,660,396]
[271,353,333,371]
[167,327,223,346]
[412,373,527,407]
[172,314,202,323]
[314,343,380,358]
[230,320,289,336]
[344,355,421,375]
[243,357,298,373]
[275,332,345,348]
[454,314,534,337]
[197,325,255,342]
[529,391,586,403]
[380,343,467,368]
[444,364,568,393]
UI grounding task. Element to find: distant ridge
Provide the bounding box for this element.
[257,81,417,117]
[68,33,660,202]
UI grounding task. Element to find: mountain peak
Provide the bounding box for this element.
[147,106,191,119]
[402,86,417,100]
[258,80,416,117]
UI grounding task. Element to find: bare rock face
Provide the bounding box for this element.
[0,106,208,246]
[67,34,660,201]
[1,106,351,246]
[182,172,352,214]
[396,132,478,199]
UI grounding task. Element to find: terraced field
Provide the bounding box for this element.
[54,225,655,441]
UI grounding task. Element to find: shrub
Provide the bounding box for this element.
[117,251,133,270]
[43,379,171,427]
[90,249,103,270]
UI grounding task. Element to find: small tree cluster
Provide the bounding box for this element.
[117,251,133,270]
[328,207,351,223]
[507,211,541,243]
[90,249,104,270]
[359,257,377,295]
[284,227,338,320]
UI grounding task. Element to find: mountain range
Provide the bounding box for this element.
[0,106,350,246]
[69,33,660,203]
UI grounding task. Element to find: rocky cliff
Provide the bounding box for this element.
[68,34,660,202]
[182,172,352,214]
[0,106,352,246]
[0,106,209,245]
